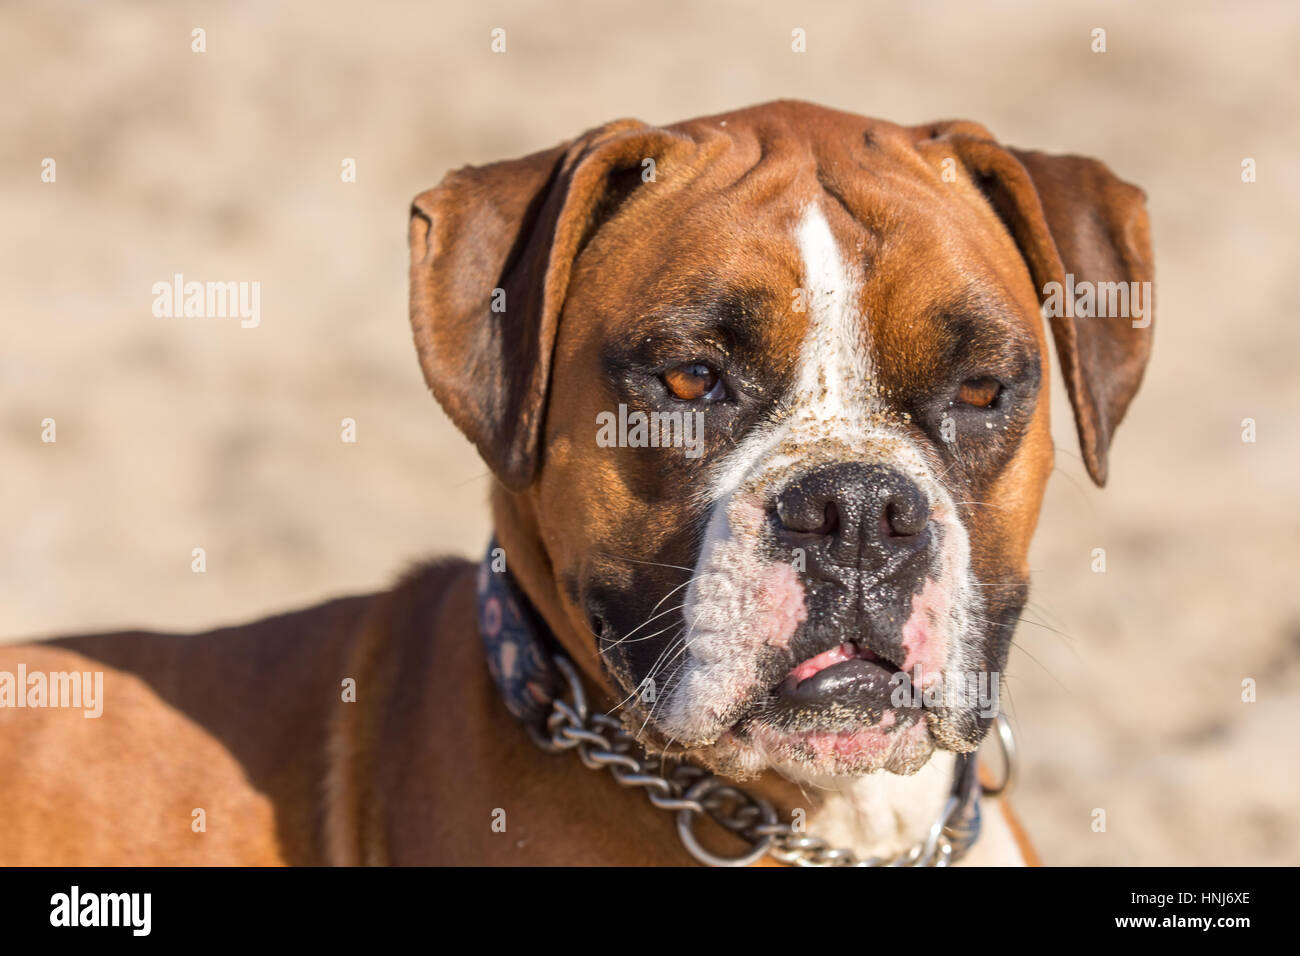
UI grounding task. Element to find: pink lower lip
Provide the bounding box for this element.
[787,641,883,684]
[748,714,929,762]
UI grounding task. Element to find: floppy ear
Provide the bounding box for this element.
[409,120,680,490]
[913,123,1155,486]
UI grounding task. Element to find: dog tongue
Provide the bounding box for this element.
[788,643,858,684]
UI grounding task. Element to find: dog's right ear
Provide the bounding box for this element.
[409,120,680,491]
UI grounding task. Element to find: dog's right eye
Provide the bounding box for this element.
[956,377,1002,408]
[663,363,725,402]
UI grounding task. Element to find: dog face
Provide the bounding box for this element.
[410,102,1153,781]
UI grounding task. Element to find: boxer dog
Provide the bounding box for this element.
[0,101,1152,865]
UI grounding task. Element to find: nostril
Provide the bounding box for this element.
[884,502,910,537]
[776,495,840,536]
[810,501,839,536]
[885,499,929,538]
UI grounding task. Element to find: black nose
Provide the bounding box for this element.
[772,462,931,566]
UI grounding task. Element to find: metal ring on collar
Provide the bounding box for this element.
[980,712,1018,798]
[675,777,778,867]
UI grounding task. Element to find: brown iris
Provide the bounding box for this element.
[664,363,721,401]
[957,377,1001,408]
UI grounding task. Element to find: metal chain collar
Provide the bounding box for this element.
[529,654,1017,867]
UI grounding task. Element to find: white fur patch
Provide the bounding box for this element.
[704,205,875,503]
[804,750,956,859]
[790,203,874,425]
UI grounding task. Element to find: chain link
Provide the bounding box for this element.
[530,655,1005,867]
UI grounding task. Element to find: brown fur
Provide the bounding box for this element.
[0,101,1152,864]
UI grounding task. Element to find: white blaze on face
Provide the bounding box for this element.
[660,203,980,772]
[790,202,874,426]
[702,206,876,503]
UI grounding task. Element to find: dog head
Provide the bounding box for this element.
[409,101,1153,781]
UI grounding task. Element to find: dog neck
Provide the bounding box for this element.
[750,751,959,860]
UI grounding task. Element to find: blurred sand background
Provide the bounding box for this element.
[2,0,1297,864]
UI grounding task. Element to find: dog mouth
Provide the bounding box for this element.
[710,640,933,774]
[640,630,953,778]
[733,640,923,733]
[773,640,911,716]
[783,640,899,687]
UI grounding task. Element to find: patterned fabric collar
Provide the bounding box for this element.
[475,537,564,727]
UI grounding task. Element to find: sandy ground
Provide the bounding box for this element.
[2,0,1297,865]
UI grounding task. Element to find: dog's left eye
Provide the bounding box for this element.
[956,377,1002,408]
[663,363,726,402]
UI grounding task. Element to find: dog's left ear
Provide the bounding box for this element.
[409,120,683,490]
[914,123,1155,486]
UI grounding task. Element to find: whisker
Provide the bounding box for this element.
[1011,613,1076,645]
[606,626,686,714]
[1007,639,1073,697]
[591,551,695,574]
[598,618,683,652]
[1049,465,1095,512]
[598,602,687,650]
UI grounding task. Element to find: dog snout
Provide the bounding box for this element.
[772,462,932,567]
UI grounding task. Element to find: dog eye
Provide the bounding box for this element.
[663,363,725,402]
[957,377,1001,408]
